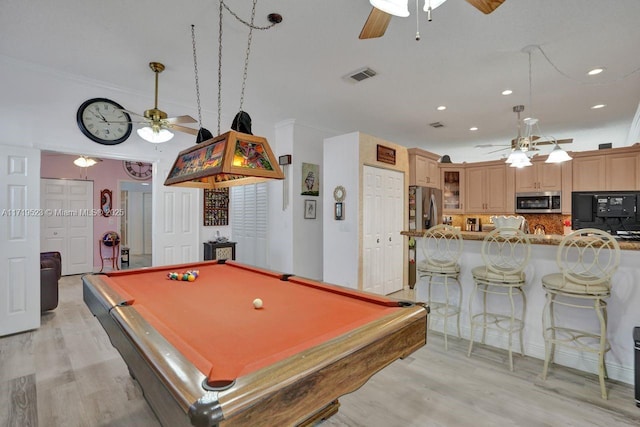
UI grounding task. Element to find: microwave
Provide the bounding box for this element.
[515,192,561,213]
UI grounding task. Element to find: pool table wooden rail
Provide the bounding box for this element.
[83,272,428,427]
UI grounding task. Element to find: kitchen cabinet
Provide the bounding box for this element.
[408,148,440,188]
[441,166,465,213]
[605,150,640,190]
[572,155,606,191]
[571,145,640,191]
[465,162,512,213]
[514,158,562,192]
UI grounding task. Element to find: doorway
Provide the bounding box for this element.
[120,181,152,269]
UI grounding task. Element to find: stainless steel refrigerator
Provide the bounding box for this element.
[408,186,443,288]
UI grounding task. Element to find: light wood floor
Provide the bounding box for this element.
[1,275,639,427]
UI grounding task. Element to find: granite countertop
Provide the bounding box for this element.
[401,230,640,251]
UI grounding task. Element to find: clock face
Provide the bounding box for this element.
[333,186,346,202]
[76,98,132,145]
[124,161,153,180]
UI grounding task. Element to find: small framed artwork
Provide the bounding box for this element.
[304,199,317,219]
[301,162,319,196]
[100,189,113,217]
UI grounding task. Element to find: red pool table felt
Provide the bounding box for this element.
[104,261,403,388]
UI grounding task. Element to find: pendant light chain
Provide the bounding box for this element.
[239,0,258,113]
[191,25,203,128]
[217,0,224,135]
[215,0,279,134]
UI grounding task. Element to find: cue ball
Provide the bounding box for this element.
[253,298,263,309]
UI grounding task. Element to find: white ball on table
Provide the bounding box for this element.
[253,298,263,309]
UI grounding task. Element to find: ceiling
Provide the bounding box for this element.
[3,0,640,161]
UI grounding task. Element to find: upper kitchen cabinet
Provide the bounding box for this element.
[571,145,640,191]
[408,148,440,188]
[514,157,562,192]
[465,161,514,213]
[441,165,465,214]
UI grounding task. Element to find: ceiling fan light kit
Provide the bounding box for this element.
[370,0,410,17]
[73,156,98,168]
[545,144,573,164]
[423,0,447,12]
[137,126,174,143]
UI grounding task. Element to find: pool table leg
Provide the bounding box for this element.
[298,400,340,426]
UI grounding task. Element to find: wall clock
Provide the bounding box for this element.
[76,98,132,145]
[123,161,153,180]
[333,185,346,202]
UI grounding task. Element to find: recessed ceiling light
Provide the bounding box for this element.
[501,89,513,95]
[436,105,447,111]
[588,68,605,76]
[591,104,606,109]
[469,127,478,131]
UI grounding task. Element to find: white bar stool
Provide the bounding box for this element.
[416,224,463,350]
[541,228,620,399]
[467,227,531,371]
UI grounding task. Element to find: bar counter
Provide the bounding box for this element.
[401,230,640,251]
[402,228,640,388]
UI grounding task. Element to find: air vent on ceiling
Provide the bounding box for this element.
[345,67,377,83]
[429,122,445,128]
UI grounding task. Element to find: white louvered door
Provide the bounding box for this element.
[231,183,268,268]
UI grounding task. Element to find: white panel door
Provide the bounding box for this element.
[362,166,384,294]
[143,192,152,254]
[383,169,404,294]
[0,145,40,336]
[362,166,404,295]
[153,164,199,266]
[66,180,93,274]
[40,179,93,275]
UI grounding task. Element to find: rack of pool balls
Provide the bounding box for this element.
[167,270,199,282]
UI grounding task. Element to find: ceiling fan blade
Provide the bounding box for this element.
[488,147,510,154]
[359,7,392,39]
[475,143,508,148]
[119,108,150,121]
[529,136,574,145]
[465,0,506,14]
[165,115,197,124]
[166,123,199,135]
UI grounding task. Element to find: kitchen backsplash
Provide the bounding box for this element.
[448,214,570,235]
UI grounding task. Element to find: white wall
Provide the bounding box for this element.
[322,132,360,289]
[268,120,296,273]
[267,120,335,280]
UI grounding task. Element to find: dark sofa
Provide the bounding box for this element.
[40,251,61,312]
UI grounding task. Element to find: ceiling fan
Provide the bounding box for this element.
[475,105,573,154]
[360,0,506,39]
[123,62,198,143]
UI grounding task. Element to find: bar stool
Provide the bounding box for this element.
[467,227,531,371]
[541,228,620,399]
[416,224,463,350]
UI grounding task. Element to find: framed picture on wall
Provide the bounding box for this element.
[301,163,319,196]
[304,200,316,219]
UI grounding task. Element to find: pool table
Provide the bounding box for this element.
[83,260,428,427]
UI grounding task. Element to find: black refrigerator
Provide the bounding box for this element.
[408,186,443,288]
